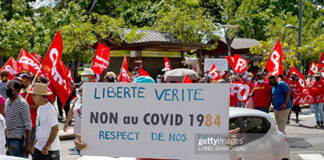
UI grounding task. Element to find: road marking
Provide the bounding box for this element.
[299,154,324,160]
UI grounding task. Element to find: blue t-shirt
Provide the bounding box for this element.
[272,81,293,111]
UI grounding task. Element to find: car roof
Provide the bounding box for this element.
[229,107,273,121]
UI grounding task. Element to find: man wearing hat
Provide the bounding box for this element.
[19,73,39,149]
[29,83,60,160]
[81,68,96,82]
[310,72,324,127]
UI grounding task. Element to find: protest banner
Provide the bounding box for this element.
[204,58,228,72]
[82,83,230,160]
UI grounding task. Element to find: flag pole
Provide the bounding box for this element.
[118,56,126,82]
[25,64,42,98]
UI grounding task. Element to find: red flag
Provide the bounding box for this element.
[230,82,251,102]
[68,67,75,85]
[318,52,324,68]
[163,56,171,71]
[225,55,248,74]
[139,67,150,77]
[32,53,42,62]
[119,56,131,82]
[308,62,318,75]
[42,30,72,108]
[225,56,235,67]
[265,39,284,76]
[208,64,221,81]
[17,49,41,75]
[233,55,248,74]
[0,57,19,80]
[91,43,110,75]
[182,74,192,83]
[289,66,306,88]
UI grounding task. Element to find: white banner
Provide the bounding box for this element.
[82,83,230,159]
[204,58,228,72]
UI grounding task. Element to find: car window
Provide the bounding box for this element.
[243,116,271,133]
[229,117,241,131]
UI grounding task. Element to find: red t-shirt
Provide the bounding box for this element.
[20,87,55,128]
[253,82,272,107]
[310,80,324,96]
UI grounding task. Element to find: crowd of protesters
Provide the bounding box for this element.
[0,64,323,159]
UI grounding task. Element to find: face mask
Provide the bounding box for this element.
[6,88,14,98]
[247,77,252,81]
[83,77,89,82]
[156,79,161,83]
[258,80,264,83]
[1,77,7,82]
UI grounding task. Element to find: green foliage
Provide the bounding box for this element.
[0,0,322,67]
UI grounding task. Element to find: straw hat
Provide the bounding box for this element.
[81,68,94,76]
[28,83,52,96]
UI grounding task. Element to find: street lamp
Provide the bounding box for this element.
[220,25,240,82]
[285,23,302,72]
[285,0,302,72]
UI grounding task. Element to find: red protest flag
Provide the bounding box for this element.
[0,57,19,80]
[233,54,248,74]
[225,56,235,67]
[318,52,324,68]
[225,55,248,74]
[91,43,110,75]
[42,30,72,108]
[265,39,284,76]
[208,64,221,81]
[119,56,131,82]
[139,67,150,77]
[289,66,307,88]
[32,53,42,63]
[68,67,75,85]
[308,62,318,75]
[17,49,41,75]
[182,74,192,83]
[42,30,63,73]
[163,56,171,71]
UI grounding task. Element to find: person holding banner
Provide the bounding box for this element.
[288,74,302,124]
[64,86,83,155]
[252,73,272,113]
[310,72,324,127]
[268,75,292,134]
[29,83,60,160]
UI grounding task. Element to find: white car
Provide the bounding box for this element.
[228,107,290,160]
[78,108,290,160]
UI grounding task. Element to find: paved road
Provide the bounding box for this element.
[29,109,324,160]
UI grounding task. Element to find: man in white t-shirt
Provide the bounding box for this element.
[29,83,60,160]
[0,113,6,155]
